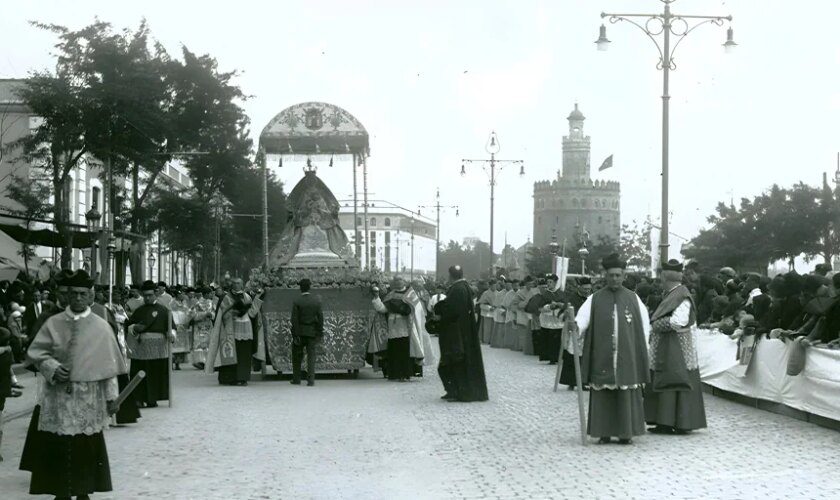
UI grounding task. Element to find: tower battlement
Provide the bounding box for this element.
[532,103,621,248]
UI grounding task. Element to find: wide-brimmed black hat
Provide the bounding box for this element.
[57,270,94,288]
[537,278,548,286]
[156,281,167,288]
[601,253,627,270]
[141,280,157,291]
[578,276,592,285]
[546,274,559,282]
[661,259,684,272]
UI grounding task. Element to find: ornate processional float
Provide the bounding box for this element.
[253,102,380,376]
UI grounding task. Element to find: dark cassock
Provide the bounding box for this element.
[25,271,126,497]
[19,294,65,474]
[645,259,707,434]
[525,276,564,363]
[576,254,650,444]
[91,302,141,425]
[559,278,592,389]
[434,266,489,402]
[125,281,173,406]
[205,286,267,386]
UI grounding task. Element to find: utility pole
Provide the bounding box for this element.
[418,188,458,279]
[461,131,524,277]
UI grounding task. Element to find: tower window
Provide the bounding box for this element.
[384,217,391,227]
[370,217,377,226]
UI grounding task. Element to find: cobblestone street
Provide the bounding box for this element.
[2,342,839,500]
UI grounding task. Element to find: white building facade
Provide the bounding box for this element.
[0,78,195,285]
[337,200,437,277]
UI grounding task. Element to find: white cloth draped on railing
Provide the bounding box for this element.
[696,328,840,422]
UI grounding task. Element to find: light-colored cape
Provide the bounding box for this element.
[205,294,267,373]
[27,307,128,382]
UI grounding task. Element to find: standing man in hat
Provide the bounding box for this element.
[526,274,565,364]
[645,259,707,435]
[490,280,508,348]
[559,277,592,389]
[126,280,174,407]
[575,254,650,444]
[290,278,323,386]
[155,281,173,309]
[24,269,125,498]
[205,278,267,386]
[434,265,488,402]
[476,280,496,344]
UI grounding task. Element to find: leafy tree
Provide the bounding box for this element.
[525,245,553,277]
[13,61,89,267]
[3,176,54,275]
[620,219,653,271]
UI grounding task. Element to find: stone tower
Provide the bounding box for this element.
[532,104,620,249]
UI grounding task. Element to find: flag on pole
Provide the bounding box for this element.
[598,154,613,171]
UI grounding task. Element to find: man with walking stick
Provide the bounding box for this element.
[574,254,650,445]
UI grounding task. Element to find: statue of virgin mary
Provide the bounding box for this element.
[269,171,356,269]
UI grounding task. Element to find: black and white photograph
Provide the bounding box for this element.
[0,1,838,499]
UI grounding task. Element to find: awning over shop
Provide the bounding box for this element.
[0,223,97,249]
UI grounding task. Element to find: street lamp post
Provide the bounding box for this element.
[106,237,117,307]
[461,132,524,277]
[418,188,459,280]
[148,251,156,282]
[596,0,734,261]
[85,207,101,281]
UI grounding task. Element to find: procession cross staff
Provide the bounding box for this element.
[558,304,587,446]
[168,308,174,408]
[113,370,145,408]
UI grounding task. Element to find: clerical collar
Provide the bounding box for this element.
[666,284,681,293]
[65,306,92,320]
[302,292,311,295]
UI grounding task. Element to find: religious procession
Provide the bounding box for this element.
[1,2,839,499]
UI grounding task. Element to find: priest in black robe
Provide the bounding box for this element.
[433,265,488,402]
[576,254,650,444]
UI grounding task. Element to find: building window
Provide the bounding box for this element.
[581,198,588,208]
[594,200,600,208]
[558,200,564,208]
[572,199,579,208]
[602,199,607,208]
[555,216,559,224]
[91,186,101,210]
[598,216,603,224]
[537,216,542,224]
[370,217,377,226]
[384,217,391,227]
[356,217,362,226]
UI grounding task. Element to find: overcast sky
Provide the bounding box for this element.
[2,1,837,257]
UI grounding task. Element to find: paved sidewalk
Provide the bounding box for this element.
[1,343,838,499]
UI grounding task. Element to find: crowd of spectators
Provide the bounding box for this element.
[615,262,840,350]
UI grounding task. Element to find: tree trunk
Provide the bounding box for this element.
[53,174,73,269]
